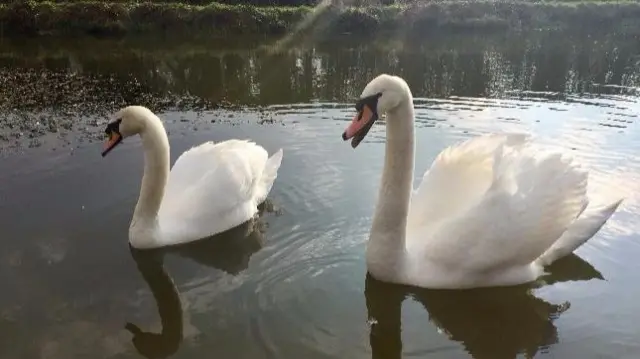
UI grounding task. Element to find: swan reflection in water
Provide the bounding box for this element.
[365,254,604,359]
[125,214,267,358]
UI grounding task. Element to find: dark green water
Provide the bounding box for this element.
[0,32,639,359]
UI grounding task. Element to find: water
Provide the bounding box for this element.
[0,31,639,359]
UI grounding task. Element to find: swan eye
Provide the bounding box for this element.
[355,93,383,116]
[105,118,122,137]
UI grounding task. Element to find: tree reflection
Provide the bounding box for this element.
[0,32,638,109]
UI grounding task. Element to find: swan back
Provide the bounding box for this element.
[156,140,282,247]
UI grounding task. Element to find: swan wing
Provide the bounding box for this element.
[407,133,530,231]
[158,139,282,245]
[415,136,591,274]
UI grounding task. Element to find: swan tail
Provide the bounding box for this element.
[255,148,283,205]
[536,197,624,267]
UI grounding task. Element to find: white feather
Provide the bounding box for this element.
[406,134,623,288]
[159,140,283,247]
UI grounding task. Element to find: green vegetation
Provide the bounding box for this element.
[0,0,639,37]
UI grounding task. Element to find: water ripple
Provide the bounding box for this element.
[3,89,640,359]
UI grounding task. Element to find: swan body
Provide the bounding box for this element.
[342,74,623,289]
[102,106,283,249]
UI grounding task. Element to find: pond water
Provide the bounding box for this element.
[0,31,639,359]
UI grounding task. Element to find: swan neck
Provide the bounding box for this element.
[368,95,415,275]
[133,120,170,224]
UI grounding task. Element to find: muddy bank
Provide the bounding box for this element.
[1,1,640,38]
[0,68,278,154]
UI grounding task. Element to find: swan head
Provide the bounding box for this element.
[341,74,409,148]
[101,106,156,157]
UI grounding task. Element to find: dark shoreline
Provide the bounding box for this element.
[0,28,638,154]
[1,1,640,38]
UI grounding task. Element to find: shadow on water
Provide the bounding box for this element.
[126,248,183,359]
[365,254,604,359]
[125,211,268,359]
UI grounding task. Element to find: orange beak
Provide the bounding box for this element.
[102,132,122,157]
[343,105,374,139]
[342,104,378,148]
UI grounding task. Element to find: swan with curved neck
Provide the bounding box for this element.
[102,106,283,249]
[342,74,623,289]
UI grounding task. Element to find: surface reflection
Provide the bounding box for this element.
[0,31,638,111]
[365,254,603,359]
[126,248,183,359]
[125,214,266,358]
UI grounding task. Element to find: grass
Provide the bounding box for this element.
[0,2,311,36]
[0,0,640,37]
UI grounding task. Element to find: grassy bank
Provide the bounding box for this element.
[0,1,640,38]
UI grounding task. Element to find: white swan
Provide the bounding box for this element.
[342,74,624,289]
[101,106,283,249]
